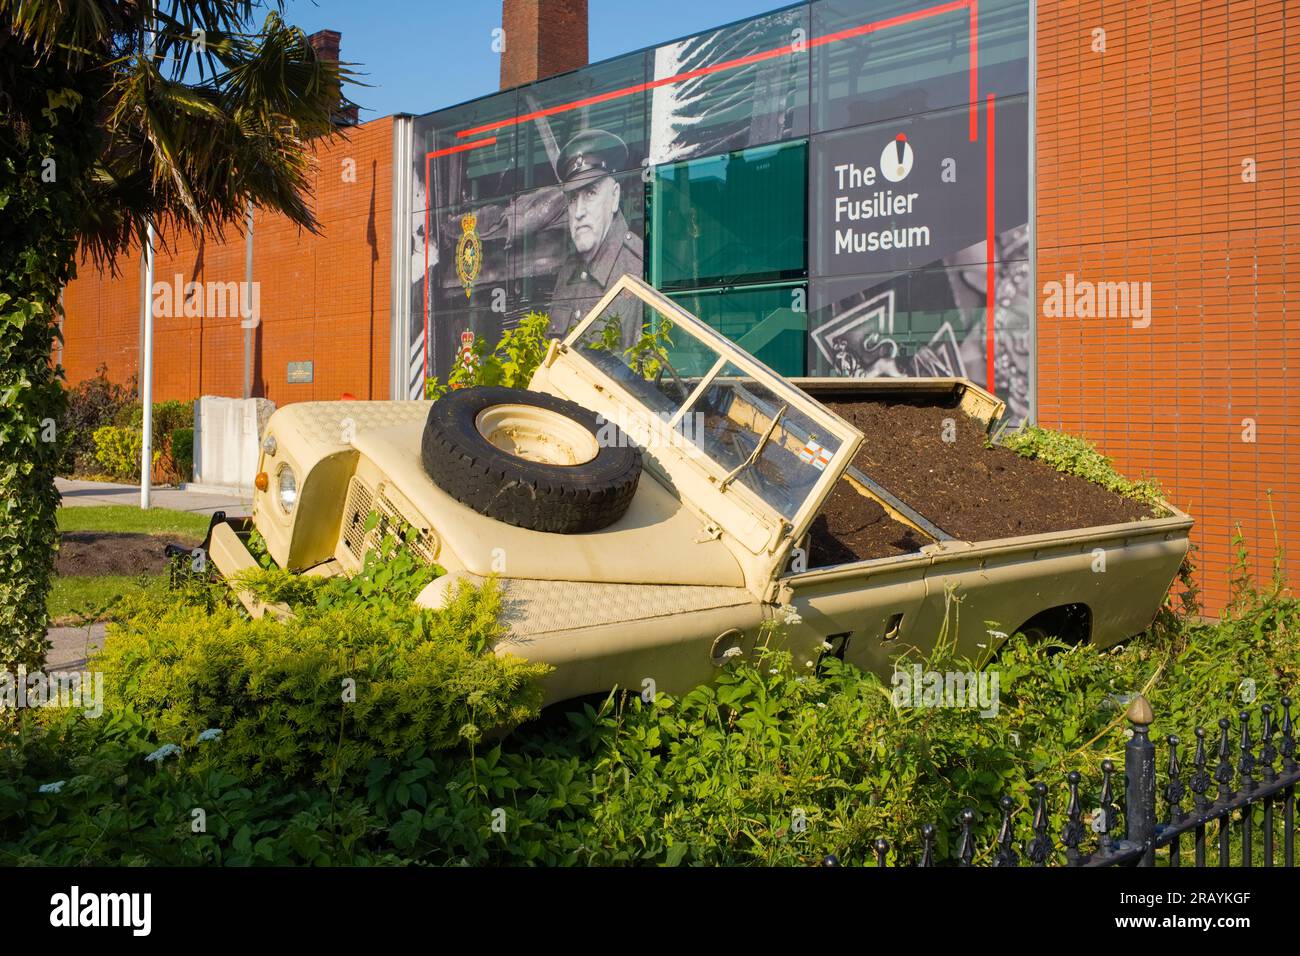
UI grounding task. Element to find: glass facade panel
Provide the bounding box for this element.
[516,52,649,192]
[648,5,811,166]
[668,285,808,377]
[416,93,521,208]
[407,0,1031,417]
[811,0,1029,134]
[649,140,808,290]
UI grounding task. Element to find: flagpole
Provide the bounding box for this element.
[140,2,156,509]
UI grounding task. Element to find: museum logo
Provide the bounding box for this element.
[831,134,933,256]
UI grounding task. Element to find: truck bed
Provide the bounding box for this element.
[798,379,1161,568]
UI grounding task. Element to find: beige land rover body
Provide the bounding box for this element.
[209,276,1192,706]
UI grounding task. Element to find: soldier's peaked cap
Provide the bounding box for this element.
[558,129,627,191]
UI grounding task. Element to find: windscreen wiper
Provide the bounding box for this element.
[719,403,787,493]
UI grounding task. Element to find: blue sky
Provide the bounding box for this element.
[286,0,791,119]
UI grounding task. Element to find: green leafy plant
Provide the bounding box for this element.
[91,425,153,480]
[1000,423,1168,512]
[94,574,548,787]
[3,564,1297,865]
[58,364,135,475]
[425,311,552,400]
[170,427,194,482]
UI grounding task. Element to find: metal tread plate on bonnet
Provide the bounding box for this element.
[288,401,433,448]
[497,578,754,637]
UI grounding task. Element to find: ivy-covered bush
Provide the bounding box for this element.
[0,34,102,669]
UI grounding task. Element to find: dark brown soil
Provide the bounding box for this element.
[808,480,931,565]
[56,532,200,577]
[826,399,1152,542]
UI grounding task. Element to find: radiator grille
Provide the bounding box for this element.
[375,490,439,565]
[340,476,438,566]
[341,477,374,561]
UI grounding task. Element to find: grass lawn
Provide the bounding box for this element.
[50,506,206,624]
[57,505,211,538]
[48,574,169,623]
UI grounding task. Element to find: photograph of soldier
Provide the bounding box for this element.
[548,129,643,348]
[415,118,646,383]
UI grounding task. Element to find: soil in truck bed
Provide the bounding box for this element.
[807,479,932,565]
[826,399,1152,543]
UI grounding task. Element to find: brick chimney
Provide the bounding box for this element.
[499,0,588,90]
[308,29,360,126]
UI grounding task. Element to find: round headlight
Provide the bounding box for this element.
[277,466,297,514]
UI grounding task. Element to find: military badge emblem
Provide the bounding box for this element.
[455,212,482,299]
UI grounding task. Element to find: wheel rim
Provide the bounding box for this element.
[474,403,601,466]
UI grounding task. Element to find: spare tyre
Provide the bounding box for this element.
[420,386,642,534]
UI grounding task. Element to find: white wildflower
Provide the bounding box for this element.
[197,728,224,743]
[38,780,66,794]
[721,646,743,661]
[145,743,182,763]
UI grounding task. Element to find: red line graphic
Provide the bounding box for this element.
[984,93,996,394]
[453,0,976,141]
[418,0,989,385]
[427,135,497,159]
[969,0,979,140]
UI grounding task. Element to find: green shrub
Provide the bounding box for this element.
[4,579,1297,865]
[94,577,549,785]
[1000,423,1168,511]
[58,364,135,475]
[91,425,151,481]
[5,500,1296,866]
[91,412,192,482]
[171,427,194,482]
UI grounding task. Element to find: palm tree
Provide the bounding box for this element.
[0,1,351,668]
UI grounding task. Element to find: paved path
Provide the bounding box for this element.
[47,623,107,671]
[57,477,251,515]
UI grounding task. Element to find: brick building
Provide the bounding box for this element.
[59,1,1299,611]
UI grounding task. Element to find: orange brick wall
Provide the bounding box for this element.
[61,116,393,405]
[1036,0,1298,612]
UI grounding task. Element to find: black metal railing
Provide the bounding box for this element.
[828,694,1298,867]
